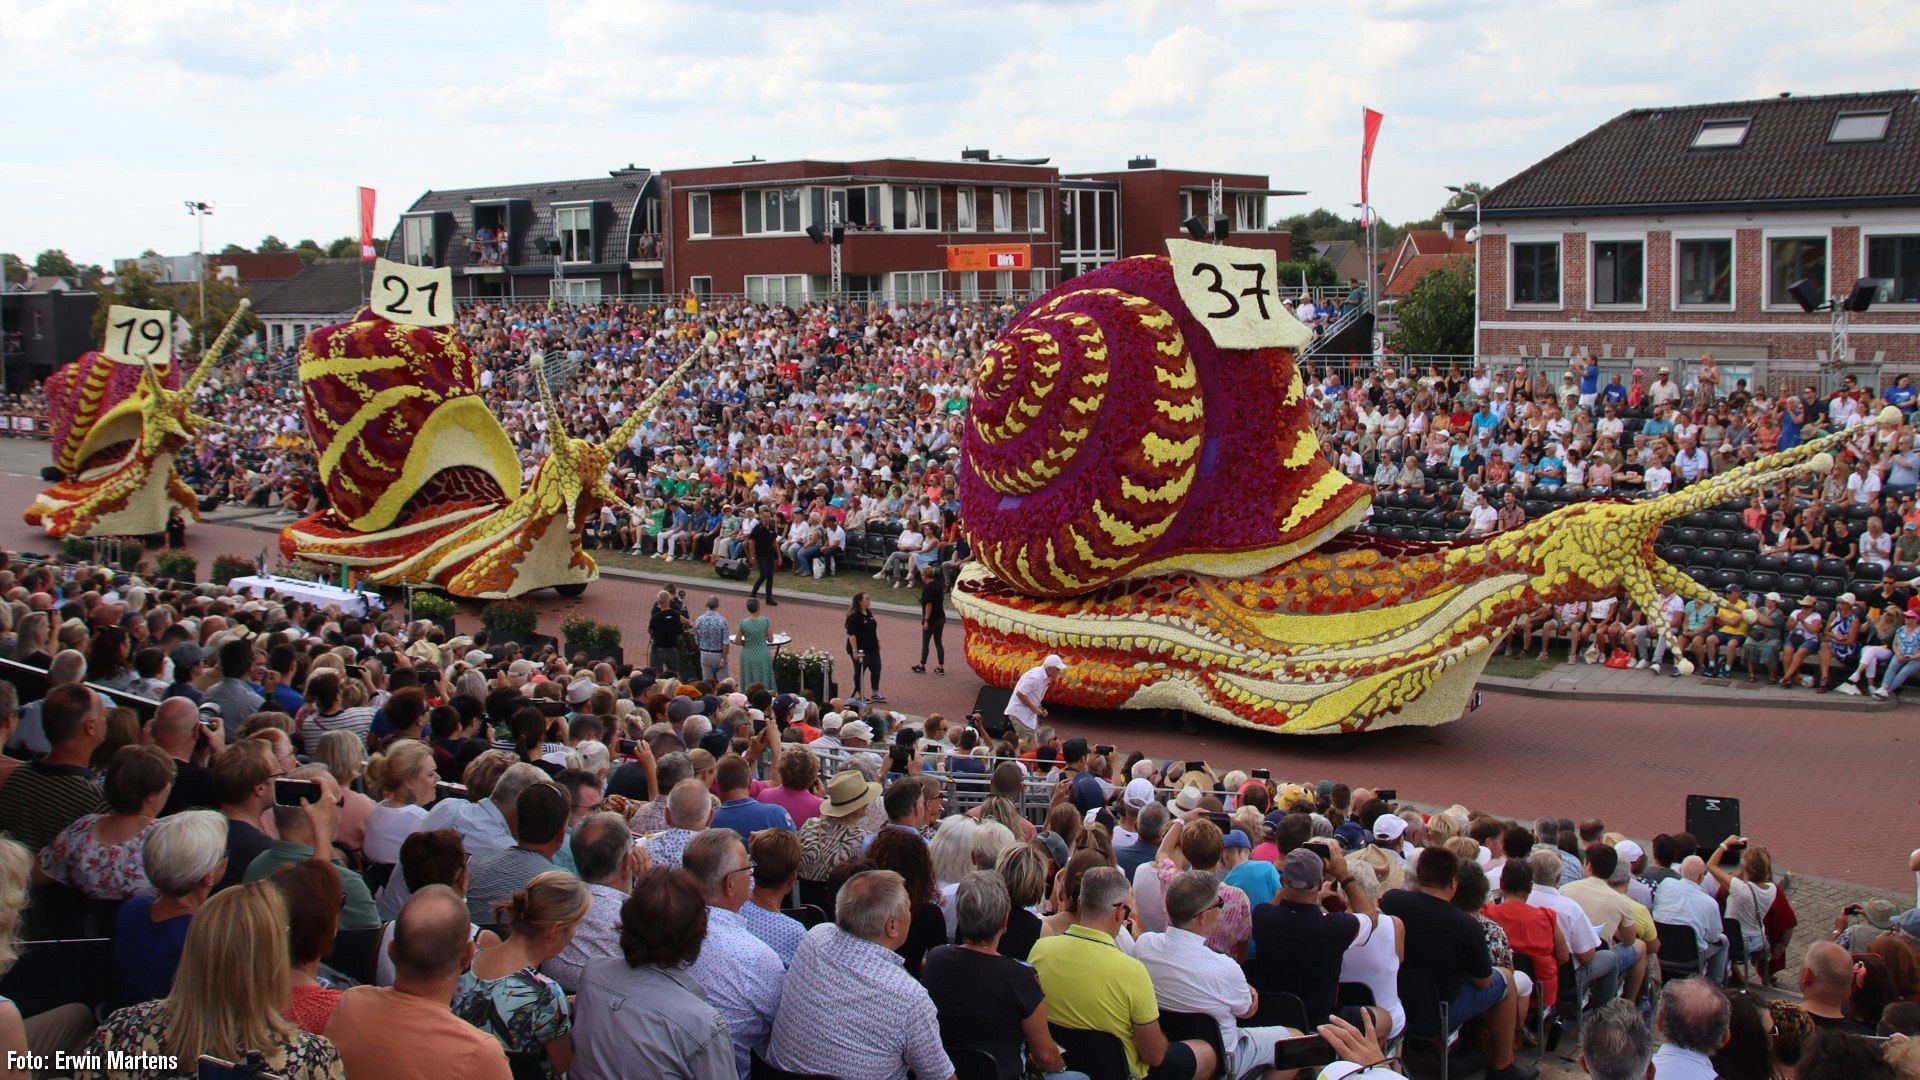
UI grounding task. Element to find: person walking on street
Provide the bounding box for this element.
[748,509,780,607]
[845,593,885,702]
[913,566,946,675]
[693,597,730,683]
[649,591,689,675]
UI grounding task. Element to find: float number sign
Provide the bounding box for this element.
[370,258,455,328]
[101,306,174,365]
[1166,238,1310,351]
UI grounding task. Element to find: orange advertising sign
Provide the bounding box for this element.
[946,244,1032,272]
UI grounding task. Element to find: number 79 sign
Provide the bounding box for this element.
[370,258,455,328]
[101,306,174,366]
[1166,238,1311,351]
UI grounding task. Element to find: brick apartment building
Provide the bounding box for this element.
[380,152,1303,306]
[1468,89,1920,366]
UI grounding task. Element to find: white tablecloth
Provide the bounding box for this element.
[226,575,380,617]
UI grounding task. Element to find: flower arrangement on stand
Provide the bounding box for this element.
[410,592,459,637]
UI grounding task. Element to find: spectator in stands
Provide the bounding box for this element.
[362,738,440,867]
[1249,845,1380,1029]
[1117,798,1167,878]
[466,781,569,928]
[0,836,95,1063]
[1483,859,1568,1017]
[1525,846,1619,1008]
[0,683,106,854]
[1135,869,1301,1078]
[35,743,172,901]
[742,829,807,965]
[867,823,950,974]
[643,777,715,869]
[569,867,734,1080]
[923,871,1076,1080]
[992,841,1049,962]
[1352,810,1408,891]
[1133,818,1250,957]
[148,697,219,816]
[1653,855,1731,983]
[798,769,879,884]
[710,754,793,840]
[1381,846,1536,1080]
[422,756,541,859]
[1580,998,1654,1080]
[203,640,264,738]
[683,829,785,1078]
[1801,941,1877,1035]
[242,767,380,931]
[1561,843,1647,1002]
[274,859,346,1036]
[329,885,513,1079]
[313,730,373,853]
[767,869,954,1077]
[455,871,583,1077]
[757,745,822,828]
[86,880,344,1077]
[1650,976,1732,1077]
[114,809,226,1006]
[298,670,376,754]
[1800,1031,1900,1079]
[541,812,643,993]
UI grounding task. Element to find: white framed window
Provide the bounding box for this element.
[890,271,942,301]
[744,274,807,304]
[1691,119,1750,148]
[1830,110,1891,143]
[847,185,882,229]
[553,277,601,301]
[400,215,436,266]
[992,188,1012,232]
[994,270,1014,295]
[1030,269,1047,294]
[1673,236,1735,308]
[890,186,940,231]
[555,205,593,263]
[1765,233,1828,309]
[689,276,712,302]
[1589,238,1646,307]
[688,193,711,238]
[1234,193,1267,232]
[743,189,803,236]
[1508,239,1561,307]
[1178,191,1197,222]
[956,189,975,231]
[1864,232,1920,304]
[1026,189,1044,233]
[957,271,979,300]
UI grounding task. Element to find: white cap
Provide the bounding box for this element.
[1042,654,1065,671]
[566,677,596,705]
[1373,815,1408,841]
[840,720,874,742]
[1123,778,1157,809]
[464,648,492,665]
[821,712,844,732]
[1615,839,1645,865]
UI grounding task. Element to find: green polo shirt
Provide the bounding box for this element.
[1028,924,1158,1077]
[241,840,381,930]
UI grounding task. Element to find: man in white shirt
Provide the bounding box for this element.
[1651,858,1730,982]
[1648,369,1682,407]
[1647,978,1729,1080]
[1005,654,1063,733]
[1642,457,1673,494]
[1469,500,1499,537]
[685,830,786,1079]
[1524,849,1620,1009]
[1133,871,1297,1078]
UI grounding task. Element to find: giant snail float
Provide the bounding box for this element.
[25,301,252,538]
[277,263,693,600]
[953,251,1887,734]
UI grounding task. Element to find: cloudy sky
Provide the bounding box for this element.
[3,0,1914,266]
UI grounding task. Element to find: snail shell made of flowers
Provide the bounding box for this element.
[959,255,1370,597]
[45,350,179,475]
[298,309,524,534]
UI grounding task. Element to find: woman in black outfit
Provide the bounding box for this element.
[913,566,945,675]
[844,592,884,702]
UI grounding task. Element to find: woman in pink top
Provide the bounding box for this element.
[757,745,824,827]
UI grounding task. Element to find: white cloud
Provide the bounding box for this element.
[0,0,1914,264]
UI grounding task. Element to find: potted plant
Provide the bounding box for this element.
[154,548,198,583]
[772,650,802,694]
[480,599,540,647]
[562,615,625,666]
[58,537,92,564]
[210,555,255,586]
[411,591,459,637]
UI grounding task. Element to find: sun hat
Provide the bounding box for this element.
[820,769,882,819]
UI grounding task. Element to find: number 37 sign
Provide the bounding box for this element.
[1166,238,1311,352]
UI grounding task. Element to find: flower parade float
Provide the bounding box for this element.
[278,260,690,600]
[25,302,251,538]
[952,250,1879,734]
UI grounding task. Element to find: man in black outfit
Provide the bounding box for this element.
[1248,846,1385,1031]
[747,508,779,606]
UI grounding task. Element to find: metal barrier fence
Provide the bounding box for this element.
[1296,353,1920,400]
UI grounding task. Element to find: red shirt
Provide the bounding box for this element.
[285,982,343,1036]
[1484,900,1560,1008]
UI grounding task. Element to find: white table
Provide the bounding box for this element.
[226,575,381,617]
[732,632,794,652]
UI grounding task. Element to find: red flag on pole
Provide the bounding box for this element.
[357,187,377,261]
[1360,108,1384,224]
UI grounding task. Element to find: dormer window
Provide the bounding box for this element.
[1691,119,1749,148]
[1830,110,1891,143]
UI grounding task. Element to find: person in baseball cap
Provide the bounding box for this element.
[167,641,212,694]
[1123,777,1157,810]
[1352,814,1408,891]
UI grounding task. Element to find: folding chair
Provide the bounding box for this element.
[1049,1024,1132,1078]
[1159,1010,1228,1079]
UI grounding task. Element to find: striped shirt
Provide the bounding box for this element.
[299,707,378,755]
[465,846,556,928]
[766,924,951,1080]
[0,761,106,854]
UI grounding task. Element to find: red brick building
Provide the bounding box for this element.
[1064,160,1297,274]
[1469,89,1920,366]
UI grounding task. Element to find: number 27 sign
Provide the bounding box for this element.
[1166,238,1310,351]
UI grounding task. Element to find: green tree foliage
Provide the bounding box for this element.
[1274,256,1339,289]
[1387,255,1475,356]
[257,236,290,253]
[324,236,359,258]
[89,263,261,359]
[32,250,79,278]
[1,253,28,282]
[293,239,326,264]
[219,243,249,256]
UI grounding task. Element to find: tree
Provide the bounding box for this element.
[257,236,289,253]
[219,243,248,256]
[1395,183,1490,236]
[1387,255,1475,356]
[32,250,79,278]
[293,238,325,264]
[0,253,26,283]
[324,236,359,258]
[89,262,260,360]
[1275,256,1340,289]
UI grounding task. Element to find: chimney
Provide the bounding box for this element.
[1442,221,1456,240]
[961,148,991,162]
[1128,155,1157,170]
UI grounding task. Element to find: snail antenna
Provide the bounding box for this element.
[185,298,252,393]
[532,351,572,465]
[599,353,699,457]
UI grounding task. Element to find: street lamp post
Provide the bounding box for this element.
[1446,186,1482,360]
[184,201,213,349]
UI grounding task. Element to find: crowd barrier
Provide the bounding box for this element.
[0,414,48,437]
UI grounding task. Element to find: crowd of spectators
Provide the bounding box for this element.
[0,554,1916,1079]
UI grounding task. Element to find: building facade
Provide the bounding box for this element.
[1470,90,1920,368]
[1,287,98,392]
[1066,160,1296,270]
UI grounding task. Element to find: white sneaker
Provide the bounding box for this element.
[663,554,674,562]
[872,571,886,579]
[1631,658,1647,669]
[1836,681,1861,696]
[1584,647,1600,663]
[1873,686,1892,698]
